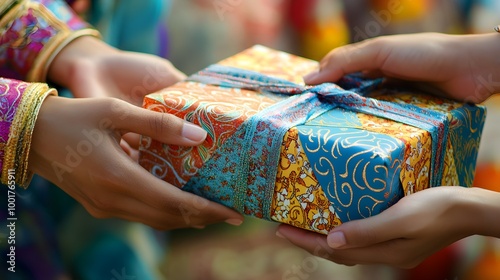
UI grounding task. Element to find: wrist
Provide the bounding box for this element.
[0,0,100,82]
[0,79,57,188]
[479,33,500,98]
[47,36,116,88]
[458,187,500,238]
[461,33,500,102]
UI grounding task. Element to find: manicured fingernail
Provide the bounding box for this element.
[182,122,207,142]
[225,219,243,226]
[275,231,285,239]
[327,231,346,248]
[303,70,319,84]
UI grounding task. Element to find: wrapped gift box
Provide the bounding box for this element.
[139,45,486,234]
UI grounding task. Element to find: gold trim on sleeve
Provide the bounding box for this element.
[0,0,24,29]
[0,0,22,20]
[1,83,57,188]
[27,28,101,82]
[26,2,101,82]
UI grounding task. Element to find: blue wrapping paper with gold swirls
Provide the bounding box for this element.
[139,45,486,234]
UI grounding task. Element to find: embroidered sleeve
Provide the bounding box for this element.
[0,0,100,82]
[0,77,57,187]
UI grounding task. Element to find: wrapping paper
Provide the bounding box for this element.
[139,46,485,234]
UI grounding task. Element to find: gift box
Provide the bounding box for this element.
[139,45,486,234]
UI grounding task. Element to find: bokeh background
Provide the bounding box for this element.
[161,1,500,279]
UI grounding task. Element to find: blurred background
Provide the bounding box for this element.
[87,0,500,279]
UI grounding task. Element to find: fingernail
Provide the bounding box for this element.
[303,70,319,84]
[327,231,346,248]
[275,231,285,239]
[225,219,243,226]
[182,122,207,142]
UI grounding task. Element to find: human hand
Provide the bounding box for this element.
[67,0,90,14]
[276,187,500,268]
[48,36,185,106]
[48,36,186,157]
[304,32,500,103]
[28,96,243,230]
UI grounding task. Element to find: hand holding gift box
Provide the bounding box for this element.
[139,44,485,234]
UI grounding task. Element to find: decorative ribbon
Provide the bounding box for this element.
[184,65,449,220]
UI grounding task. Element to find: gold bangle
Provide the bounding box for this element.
[2,83,57,188]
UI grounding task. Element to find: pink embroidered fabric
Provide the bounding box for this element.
[0,78,28,171]
[36,0,88,30]
[0,0,92,81]
[0,0,89,184]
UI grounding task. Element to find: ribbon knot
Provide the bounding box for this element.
[310,84,374,108]
[186,64,449,220]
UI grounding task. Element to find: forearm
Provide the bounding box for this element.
[0,0,99,82]
[461,187,500,238]
[460,33,500,101]
[47,35,116,88]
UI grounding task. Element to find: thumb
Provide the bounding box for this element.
[111,100,207,146]
[303,39,384,85]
